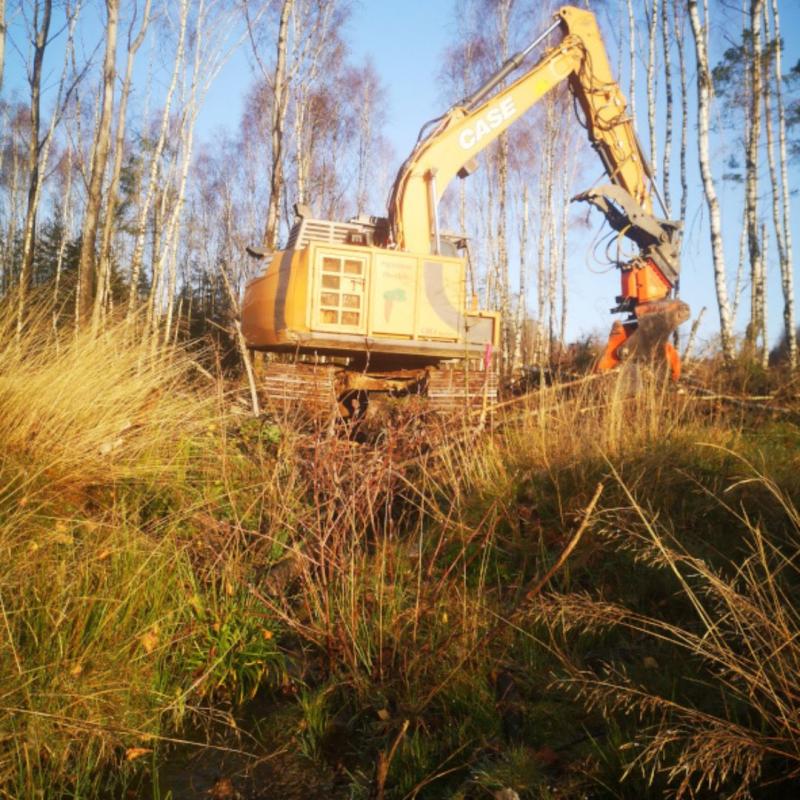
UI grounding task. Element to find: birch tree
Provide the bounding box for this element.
[17,0,53,331]
[352,61,385,217]
[263,0,294,250]
[687,0,735,361]
[625,0,636,120]
[673,0,689,222]
[744,0,766,364]
[153,0,253,343]
[127,0,189,319]
[286,0,341,211]
[1,106,25,295]
[534,100,556,367]
[646,0,659,181]
[76,0,119,327]
[660,0,673,212]
[513,185,528,367]
[494,0,513,373]
[92,0,152,329]
[0,0,6,93]
[143,4,244,341]
[767,0,796,368]
[52,146,74,331]
[17,0,84,333]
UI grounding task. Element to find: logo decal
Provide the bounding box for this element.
[383,287,407,322]
[458,97,517,150]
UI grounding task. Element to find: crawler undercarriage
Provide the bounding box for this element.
[257,360,498,421]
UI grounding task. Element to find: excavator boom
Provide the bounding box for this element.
[387,5,689,377]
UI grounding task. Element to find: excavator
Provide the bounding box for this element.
[241,5,690,417]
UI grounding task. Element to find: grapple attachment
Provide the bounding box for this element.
[572,184,689,380]
[598,298,691,380]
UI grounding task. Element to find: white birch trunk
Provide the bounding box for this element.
[559,142,571,350]
[769,0,796,368]
[17,0,53,335]
[687,0,735,361]
[77,0,119,327]
[52,145,74,331]
[2,110,20,295]
[17,0,81,333]
[0,0,5,94]
[732,207,747,322]
[744,0,765,359]
[127,0,188,318]
[625,0,636,120]
[673,0,689,222]
[513,185,528,369]
[660,0,673,213]
[496,0,512,374]
[646,0,659,181]
[264,0,295,250]
[93,0,152,330]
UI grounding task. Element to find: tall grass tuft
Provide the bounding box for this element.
[532,453,800,799]
[0,301,231,797]
[0,305,203,488]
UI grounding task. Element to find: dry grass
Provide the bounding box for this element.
[1,301,798,799]
[0,302,230,797]
[0,306,207,488]
[530,453,800,799]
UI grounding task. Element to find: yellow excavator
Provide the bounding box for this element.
[242,5,689,415]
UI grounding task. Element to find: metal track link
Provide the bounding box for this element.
[427,368,498,413]
[261,363,338,415]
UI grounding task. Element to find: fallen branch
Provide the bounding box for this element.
[682,379,797,417]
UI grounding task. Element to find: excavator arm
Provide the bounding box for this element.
[387,5,689,378]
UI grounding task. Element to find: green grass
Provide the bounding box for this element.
[1,310,799,799]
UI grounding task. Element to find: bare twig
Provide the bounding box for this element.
[373,719,410,800]
[524,481,605,602]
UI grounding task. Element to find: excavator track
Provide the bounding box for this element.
[426,368,498,413]
[259,362,497,420]
[260,362,338,418]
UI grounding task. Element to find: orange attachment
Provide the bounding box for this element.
[597,316,683,381]
[664,341,681,381]
[597,319,635,372]
[620,259,672,305]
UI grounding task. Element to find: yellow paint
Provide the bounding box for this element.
[242,242,497,355]
[388,5,653,254]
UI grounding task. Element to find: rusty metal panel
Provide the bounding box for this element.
[370,253,418,336]
[427,368,498,411]
[261,363,338,413]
